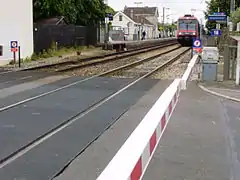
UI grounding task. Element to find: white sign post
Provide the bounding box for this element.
[193,40,201,47]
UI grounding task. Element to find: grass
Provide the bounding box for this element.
[10,43,96,65]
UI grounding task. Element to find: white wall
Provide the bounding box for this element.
[0,0,33,64]
[145,16,158,38]
[112,12,156,40]
[112,12,138,40]
[112,13,132,29]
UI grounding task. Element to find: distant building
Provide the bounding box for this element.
[111,6,159,40]
[124,6,159,37]
[0,0,33,65]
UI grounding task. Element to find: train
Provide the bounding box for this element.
[176,14,200,46]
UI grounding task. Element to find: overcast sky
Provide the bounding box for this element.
[107,0,208,24]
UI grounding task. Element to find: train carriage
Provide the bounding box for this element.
[177,14,200,46]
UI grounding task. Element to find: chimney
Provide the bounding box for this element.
[130,9,134,19]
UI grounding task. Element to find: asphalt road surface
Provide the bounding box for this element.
[0,75,162,180]
[0,71,61,89]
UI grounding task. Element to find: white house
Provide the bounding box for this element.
[0,0,34,65]
[111,10,154,41]
[123,6,159,39]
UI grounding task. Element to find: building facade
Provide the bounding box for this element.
[111,10,155,41]
[123,6,159,38]
[0,0,33,65]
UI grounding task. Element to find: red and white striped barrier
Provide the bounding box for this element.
[97,78,181,180]
[181,54,199,90]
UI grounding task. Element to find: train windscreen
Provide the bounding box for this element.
[178,19,197,31]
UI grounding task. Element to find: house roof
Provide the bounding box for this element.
[114,11,153,26]
[124,6,158,16]
[114,11,135,23]
[122,6,158,25]
[35,16,69,25]
[119,10,153,25]
[130,15,153,25]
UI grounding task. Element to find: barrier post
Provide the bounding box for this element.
[18,46,21,68]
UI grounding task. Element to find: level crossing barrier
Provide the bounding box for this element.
[181,54,199,90]
[97,53,200,180]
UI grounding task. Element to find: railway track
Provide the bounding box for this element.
[26,41,178,72]
[60,44,182,78]
[0,45,184,113]
[108,47,190,78]
[0,45,188,179]
[0,42,179,90]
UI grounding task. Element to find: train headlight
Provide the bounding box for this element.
[179,32,182,35]
[192,32,196,35]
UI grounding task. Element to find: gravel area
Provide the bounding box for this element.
[110,47,189,78]
[64,44,181,77]
[150,50,191,79]
[3,47,114,71]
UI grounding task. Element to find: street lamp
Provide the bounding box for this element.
[134,2,143,7]
[162,7,170,37]
[103,0,108,5]
[162,7,170,25]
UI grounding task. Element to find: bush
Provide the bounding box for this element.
[21,42,94,63]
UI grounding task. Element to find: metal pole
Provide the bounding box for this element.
[200,18,203,39]
[223,44,230,80]
[216,7,220,30]
[163,7,165,37]
[163,7,165,25]
[229,0,235,31]
[104,17,108,50]
[18,46,21,68]
[104,0,108,50]
[236,41,240,85]
[13,52,16,64]
[230,0,235,13]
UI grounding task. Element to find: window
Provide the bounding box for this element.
[119,15,122,21]
[0,46,2,56]
[178,19,197,31]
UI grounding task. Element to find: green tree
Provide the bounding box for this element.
[33,0,77,23]
[231,7,240,23]
[204,0,240,31]
[168,24,177,32]
[204,0,230,31]
[33,0,115,25]
[105,5,115,15]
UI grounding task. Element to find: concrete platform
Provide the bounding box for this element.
[108,38,176,45]
[103,38,177,51]
[143,82,240,180]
